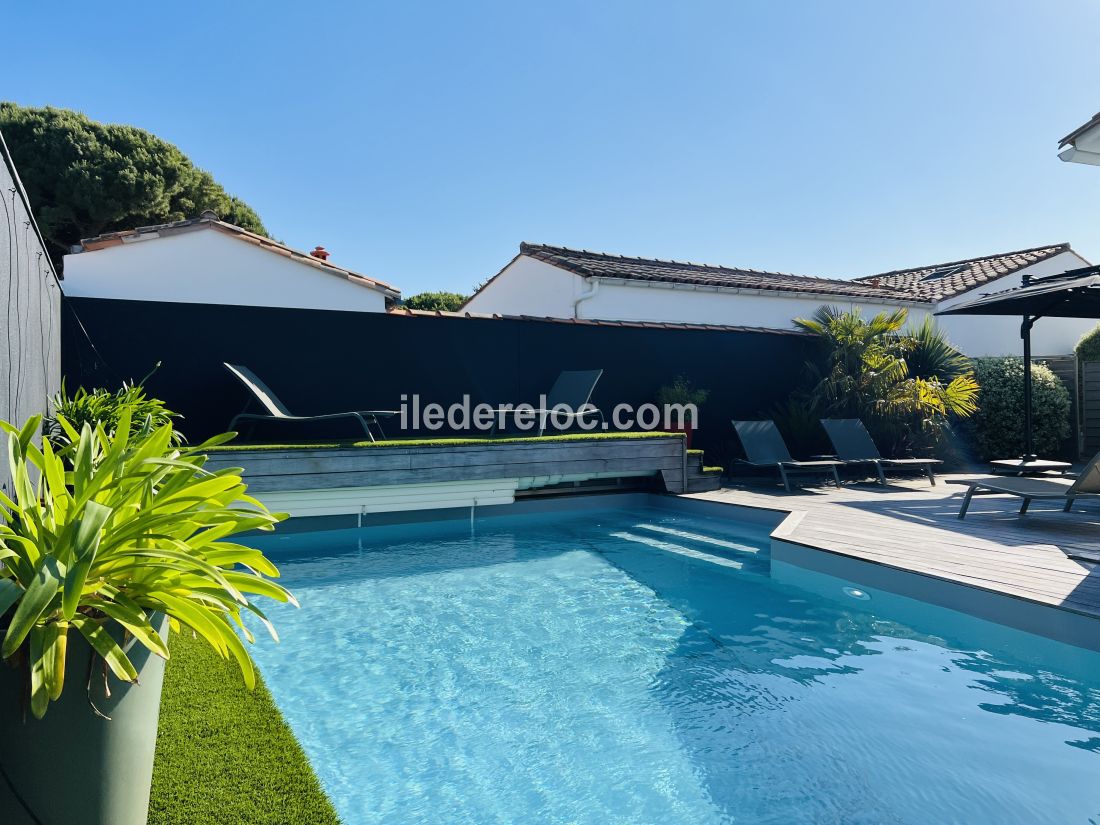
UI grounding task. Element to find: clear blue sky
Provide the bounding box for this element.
[6,0,1100,295]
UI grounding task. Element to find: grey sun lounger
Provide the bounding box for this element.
[732,420,842,492]
[957,452,1100,519]
[490,369,604,436]
[821,418,940,486]
[224,363,397,441]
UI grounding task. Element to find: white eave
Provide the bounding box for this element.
[1059,117,1100,166]
[1059,146,1100,166]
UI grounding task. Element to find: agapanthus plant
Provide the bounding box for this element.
[0,411,293,718]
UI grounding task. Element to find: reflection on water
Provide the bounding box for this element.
[249,507,1100,825]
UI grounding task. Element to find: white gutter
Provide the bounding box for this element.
[1059,146,1100,166]
[573,277,600,318]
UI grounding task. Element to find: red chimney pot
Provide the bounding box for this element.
[310,246,330,261]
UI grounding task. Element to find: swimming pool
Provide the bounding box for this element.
[249,502,1100,824]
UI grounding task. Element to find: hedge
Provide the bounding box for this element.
[1075,323,1100,362]
[961,358,1070,460]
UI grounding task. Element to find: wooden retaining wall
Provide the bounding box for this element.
[205,436,687,516]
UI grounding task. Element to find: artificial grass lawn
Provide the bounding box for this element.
[148,631,340,825]
[208,430,684,452]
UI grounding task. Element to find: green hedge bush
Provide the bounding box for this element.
[1075,323,1100,361]
[962,358,1070,460]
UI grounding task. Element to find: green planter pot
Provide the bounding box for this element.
[0,616,168,825]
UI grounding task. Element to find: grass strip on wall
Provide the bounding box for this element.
[207,430,684,452]
[148,631,340,825]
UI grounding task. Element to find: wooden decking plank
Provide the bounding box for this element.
[791,524,1097,580]
[689,473,1100,620]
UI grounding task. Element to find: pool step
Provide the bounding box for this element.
[685,451,723,492]
[632,523,761,555]
[610,531,746,569]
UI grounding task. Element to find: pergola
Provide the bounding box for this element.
[937,264,1100,462]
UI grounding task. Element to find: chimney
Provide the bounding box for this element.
[310,246,330,261]
[199,209,220,221]
[869,277,881,287]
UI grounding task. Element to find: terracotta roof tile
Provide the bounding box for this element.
[518,242,904,301]
[507,242,1076,306]
[852,244,1071,302]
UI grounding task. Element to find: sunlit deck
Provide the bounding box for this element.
[689,473,1100,621]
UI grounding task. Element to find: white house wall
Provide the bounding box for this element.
[63,229,389,312]
[467,250,1097,357]
[579,280,936,331]
[465,256,584,317]
[936,251,1096,357]
[466,255,932,328]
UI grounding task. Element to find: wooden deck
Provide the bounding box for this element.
[689,473,1100,620]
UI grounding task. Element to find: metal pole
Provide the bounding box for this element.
[1020,271,1035,462]
[1022,315,1035,461]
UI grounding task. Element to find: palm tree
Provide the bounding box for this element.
[904,316,972,381]
[794,306,978,454]
[795,306,910,418]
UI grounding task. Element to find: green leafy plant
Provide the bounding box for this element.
[402,291,469,312]
[655,375,710,408]
[904,316,973,381]
[959,358,1070,460]
[795,306,912,415]
[0,411,293,718]
[792,306,978,455]
[46,376,182,448]
[1075,323,1100,362]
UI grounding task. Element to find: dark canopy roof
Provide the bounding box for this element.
[935,265,1100,319]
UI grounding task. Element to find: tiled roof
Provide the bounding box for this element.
[852,244,1071,302]
[387,306,808,336]
[74,214,400,298]
[517,243,905,301]
[509,242,1076,306]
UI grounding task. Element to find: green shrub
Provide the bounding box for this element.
[962,358,1070,460]
[655,375,709,408]
[403,291,468,312]
[46,378,182,447]
[1075,323,1100,361]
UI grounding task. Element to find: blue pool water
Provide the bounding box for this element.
[249,506,1100,824]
